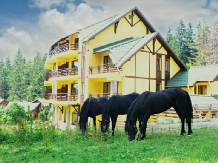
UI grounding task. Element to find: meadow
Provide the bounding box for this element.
[0,121,217,163]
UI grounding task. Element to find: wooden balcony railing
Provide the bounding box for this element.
[89,63,122,74]
[89,93,122,98]
[45,93,78,101]
[49,68,78,78]
[48,42,79,58]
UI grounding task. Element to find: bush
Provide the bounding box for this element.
[5,102,27,125]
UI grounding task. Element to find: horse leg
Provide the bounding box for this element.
[139,115,150,140]
[180,117,186,135]
[93,117,96,133]
[186,116,193,136]
[111,115,118,136]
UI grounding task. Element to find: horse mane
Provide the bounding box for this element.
[125,92,140,99]
[97,97,108,106]
[127,91,148,119]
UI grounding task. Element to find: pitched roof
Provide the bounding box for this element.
[78,6,156,42]
[167,65,218,87]
[51,6,156,47]
[94,32,158,67]
[190,95,218,106]
[4,102,41,112]
[49,6,186,69]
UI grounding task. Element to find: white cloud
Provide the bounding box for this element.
[0,0,218,61]
[30,0,66,9]
[0,26,44,61]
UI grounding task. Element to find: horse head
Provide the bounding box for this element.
[79,119,86,134]
[99,118,110,133]
[126,120,138,141]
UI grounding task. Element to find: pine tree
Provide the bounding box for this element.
[0,58,10,99]
[26,51,46,101]
[207,21,218,64]
[8,49,27,101]
[191,19,210,66]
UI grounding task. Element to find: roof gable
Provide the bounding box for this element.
[78,6,156,42]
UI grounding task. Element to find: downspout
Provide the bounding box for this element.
[208,81,212,95]
[187,85,190,94]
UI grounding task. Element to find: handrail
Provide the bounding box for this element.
[89,93,122,98]
[46,93,78,101]
[48,42,79,58]
[49,68,78,78]
[89,63,122,74]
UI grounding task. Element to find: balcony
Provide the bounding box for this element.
[45,93,78,105]
[49,68,78,81]
[88,63,123,81]
[46,42,79,62]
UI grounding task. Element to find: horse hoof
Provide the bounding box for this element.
[187,135,191,137]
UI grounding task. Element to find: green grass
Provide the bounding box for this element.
[0,123,218,163]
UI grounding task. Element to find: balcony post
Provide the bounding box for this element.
[54,106,58,125]
[66,106,70,129]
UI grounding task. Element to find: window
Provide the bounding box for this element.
[156,84,161,92]
[71,83,78,94]
[104,56,109,64]
[198,85,207,95]
[103,82,110,96]
[165,60,169,72]
[157,58,161,71]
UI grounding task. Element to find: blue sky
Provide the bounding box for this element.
[0,0,217,61]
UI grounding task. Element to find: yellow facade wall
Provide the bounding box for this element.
[170,57,180,78]
[210,81,218,94]
[87,13,147,67]
[136,78,149,93]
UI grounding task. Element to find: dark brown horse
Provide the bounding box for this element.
[125,88,193,141]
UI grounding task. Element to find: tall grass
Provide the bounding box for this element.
[0,122,217,163]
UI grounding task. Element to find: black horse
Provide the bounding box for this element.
[79,97,108,134]
[126,88,193,141]
[99,92,140,136]
[125,91,149,133]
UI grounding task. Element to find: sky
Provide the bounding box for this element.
[0,0,217,62]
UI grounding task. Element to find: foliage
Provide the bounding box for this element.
[38,105,52,121]
[166,20,195,65]
[4,102,27,124]
[0,49,47,102]
[190,19,210,66]
[0,122,217,163]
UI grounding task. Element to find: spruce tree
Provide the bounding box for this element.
[8,49,26,101]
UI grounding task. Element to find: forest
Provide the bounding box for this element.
[0,18,218,102]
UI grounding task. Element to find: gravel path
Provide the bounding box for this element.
[146,118,218,133]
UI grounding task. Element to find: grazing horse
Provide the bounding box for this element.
[100,92,140,136]
[126,88,193,141]
[125,91,149,133]
[79,97,108,134]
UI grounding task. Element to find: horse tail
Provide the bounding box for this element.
[186,94,193,119]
